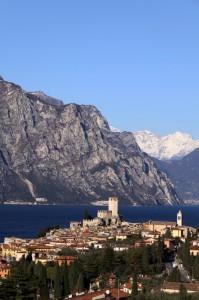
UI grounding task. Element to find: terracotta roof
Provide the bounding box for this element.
[71,289,129,300]
[190,246,199,251]
[2,244,11,249]
[0,265,10,270]
[28,245,53,250]
[56,256,77,260]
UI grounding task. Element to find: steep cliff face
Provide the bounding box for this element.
[155,149,199,201]
[0,78,180,205]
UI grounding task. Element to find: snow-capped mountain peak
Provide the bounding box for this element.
[110,126,121,133]
[110,126,199,160]
[133,130,199,160]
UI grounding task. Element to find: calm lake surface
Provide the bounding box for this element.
[0,205,198,242]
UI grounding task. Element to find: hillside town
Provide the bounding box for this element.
[1,198,199,299]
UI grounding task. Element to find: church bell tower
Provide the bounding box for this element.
[177,210,182,227]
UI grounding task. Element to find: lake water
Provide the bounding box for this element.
[0,205,198,242]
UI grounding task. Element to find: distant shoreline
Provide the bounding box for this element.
[1,201,199,207]
[1,205,199,242]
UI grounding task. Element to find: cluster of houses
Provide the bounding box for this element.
[0,221,142,272]
[1,198,199,296]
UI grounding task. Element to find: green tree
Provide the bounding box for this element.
[180,239,191,272]
[26,252,33,263]
[37,224,60,238]
[69,261,81,293]
[46,265,55,290]
[156,237,164,272]
[164,228,172,239]
[83,209,92,220]
[168,267,181,282]
[149,238,165,274]
[76,273,85,293]
[58,247,77,256]
[83,252,99,284]
[132,273,138,296]
[54,264,62,300]
[34,262,49,300]
[179,284,187,300]
[114,253,127,279]
[193,256,199,280]
[62,263,70,297]
[141,246,150,274]
[0,278,17,300]
[101,246,115,273]
[11,262,37,300]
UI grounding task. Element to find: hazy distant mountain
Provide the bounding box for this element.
[0,77,179,205]
[134,130,199,160]
[155,148,199,201]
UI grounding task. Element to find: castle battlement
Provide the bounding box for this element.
[97,210,112,219]
[84,197,120,227]
[83,218,101,228]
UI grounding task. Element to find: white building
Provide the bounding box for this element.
[177,210,182,227]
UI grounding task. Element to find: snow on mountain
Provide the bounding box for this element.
[133,130,199,160]
[110,126,121,132]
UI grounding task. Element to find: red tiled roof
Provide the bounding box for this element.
[71,289,129,300]
[190,246,199,251]
[56,256,77,260]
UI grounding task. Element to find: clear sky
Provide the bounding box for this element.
[1,0,199,137]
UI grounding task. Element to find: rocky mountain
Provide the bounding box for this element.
[155,149,199,202]
[26,91,64,106]
[134,130,199,160]
[0,78,180,205]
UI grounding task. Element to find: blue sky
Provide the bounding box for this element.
[1,1,199,137]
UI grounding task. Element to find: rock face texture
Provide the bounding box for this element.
[0,79,180,205]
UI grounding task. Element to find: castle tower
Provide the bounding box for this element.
[177,210,182,227]
[108,197,118,217]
